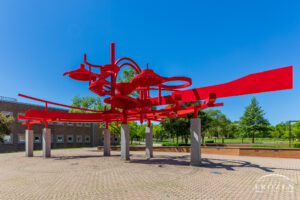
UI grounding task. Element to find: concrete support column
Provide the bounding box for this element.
[42,128,51,158]
[104,128,111,156]
[25,129,34,157]
[145,126,153,158]
[190,118,201,166]
[121,124,130,160]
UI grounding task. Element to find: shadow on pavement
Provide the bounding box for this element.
[52,154,121,160]
[130,155,274,172]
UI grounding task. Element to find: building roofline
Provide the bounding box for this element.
[0,97,68,111]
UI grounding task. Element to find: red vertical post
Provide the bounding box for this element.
[111,42,115,64]
[89,65,91,85]
[110,42,116,110]
[159,85,162,104]
[193,107,198,118]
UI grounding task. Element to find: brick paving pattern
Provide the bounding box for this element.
[0,148,299,200]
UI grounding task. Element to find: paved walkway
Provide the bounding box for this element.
[0,148,299,200]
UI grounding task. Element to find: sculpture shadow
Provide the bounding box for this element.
[130,155,274,172]
[52,154,121,160]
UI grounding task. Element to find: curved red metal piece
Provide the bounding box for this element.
[63,64,98,81]
[18,43,293,127]
[115,57,142,73]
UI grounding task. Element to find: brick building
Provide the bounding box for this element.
[0,96,120,153]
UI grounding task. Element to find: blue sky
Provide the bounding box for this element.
[0,0,299,125]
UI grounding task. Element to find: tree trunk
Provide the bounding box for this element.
[222,137,224,144]
[242,137,244,144]
[176,135,178,145]
[185,136,188,144]
[252,133,255,143]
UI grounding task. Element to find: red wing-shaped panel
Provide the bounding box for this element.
[174,66,293,102]
[143,66,293,106]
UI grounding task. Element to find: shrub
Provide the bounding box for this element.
[205,140,214,143]
[162,142,178,146]
[292,142,300,148]
[178,143,190,146]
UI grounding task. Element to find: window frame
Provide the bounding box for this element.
[34,134,41,143]
[85,136,91,143]
[67,135,74,143]
[56,135,64,143]
[76,135,83,143]
[3,133,13,144]
[18,134,25,144]
[1,111,13,118]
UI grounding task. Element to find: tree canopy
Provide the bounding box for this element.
[0,113,14,143]
[239,97,270,143]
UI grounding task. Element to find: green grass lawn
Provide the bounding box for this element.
[152,137,290,145]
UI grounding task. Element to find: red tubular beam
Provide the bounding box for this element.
[119,62,141,74]
[84,54,102,68]
[115,57,142,73]
[18,94,103,113]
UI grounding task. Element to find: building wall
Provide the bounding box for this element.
[0,99,120,153]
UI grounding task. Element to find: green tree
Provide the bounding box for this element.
[153,125,166,142]
[271,122,289,139]
[198,110,213,143]
[0,113,14,143]
[239,97,270,143]
[70,95,106,113]
[161,117,189,145]
[218,114,231,143]
[117,67,139,98]
[292,121,300,140]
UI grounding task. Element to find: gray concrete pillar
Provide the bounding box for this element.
[121,123,130,160]
[145,126,153,158]
[25,129,34,157]
[104,128,111,156]
[42,128,51,158]
[190,118,201,166]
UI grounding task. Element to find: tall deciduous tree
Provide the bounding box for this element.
[239,97,270,143]
[70,95,105,113]
[0,113,14,143]
[292,121,300,140]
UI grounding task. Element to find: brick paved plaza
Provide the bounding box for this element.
[0,148,299,200]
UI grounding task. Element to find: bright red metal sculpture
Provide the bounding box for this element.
[18,43,293,128]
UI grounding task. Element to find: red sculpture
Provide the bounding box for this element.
[18,43,293,128]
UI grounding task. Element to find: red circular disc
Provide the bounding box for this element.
[160,76,192,90]
[63,64,98,81]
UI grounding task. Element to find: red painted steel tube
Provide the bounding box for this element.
[115,57,142,73]
[18,94,103,113]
